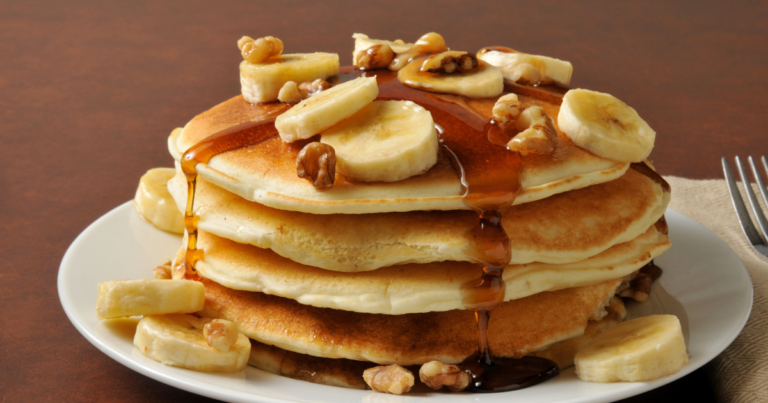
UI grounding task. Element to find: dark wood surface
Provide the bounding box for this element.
[3,0,766,401]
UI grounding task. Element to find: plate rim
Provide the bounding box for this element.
[58,201,753,403]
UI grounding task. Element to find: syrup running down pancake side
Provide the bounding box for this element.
[178,66,571,392]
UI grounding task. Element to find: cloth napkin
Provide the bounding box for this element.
[664,176,768,403]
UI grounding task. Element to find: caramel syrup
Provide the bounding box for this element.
[179,67,559,391]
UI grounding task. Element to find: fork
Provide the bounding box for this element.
[722,156,768,258]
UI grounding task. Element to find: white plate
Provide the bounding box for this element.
[59,202,752,403]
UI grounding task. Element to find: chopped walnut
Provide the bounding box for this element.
[420,51,478,74]
[239,35,283,64]
[618,263,662,302]
[508,63,541,86]
[355,44,395,70]
[419,361,471,392]
[363,364,415,395]
[278,81,303,103]
[152,260,173,279]
[507,106,556,156]
[298,78,332,96]
[389,32,448,71]
[278,79,333,104]
[492,93,522,128]
[203,319,239,351]
[297,142,336,189]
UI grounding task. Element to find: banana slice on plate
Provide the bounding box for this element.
[240,53,340,103]
[96,279,205,319]
[134,314,250,373]
[320,100,438,182]
[275,76,378,142]
[477,48,573,86]
[398,58,503,98]
[558,89,656,162]
[133,166,184,234]
[575,314,688,382]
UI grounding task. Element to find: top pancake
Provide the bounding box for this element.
[169,87,628,214]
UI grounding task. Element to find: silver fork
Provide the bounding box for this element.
[722,156,768,258]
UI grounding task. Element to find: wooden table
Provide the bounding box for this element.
[3,0,766,401]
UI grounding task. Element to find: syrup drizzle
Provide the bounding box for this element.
[176,119,280,279]
[180,67,559,391]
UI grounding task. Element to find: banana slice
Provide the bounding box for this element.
[477,48,573,86]
[134,166,184,234]
[352,33,413,64]
[240,53,339,103]
[275,76,378,142]
[558,89,656,162]
[320,100,438,182]
[398,58,503,98]
[96,279,204,319]
[575,315,688,382]
[134,314,250,373]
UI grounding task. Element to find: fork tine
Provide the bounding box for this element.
[749,156,768,221]
[722,157,765,246]
[736,156,768,241]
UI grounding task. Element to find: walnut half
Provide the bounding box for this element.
[363,364,415,395]
[419,361,471,392]
[203,319,239,351]
[507,106,557,156]
[152,259,172,279]
[420,51,478,74]
[296,142,336,189]
[355,44,395,70]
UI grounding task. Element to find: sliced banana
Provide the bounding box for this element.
[320,100,438,182]
[96,279,204,319]
[275,76,378,142]
[398,58,503,98]
[133,166,184,234]
[477,49,573,86]
[240,53,339,103]
[352,33,413,64]
[558,89,656,162]
[134,314,250,373]
[575,315,688,382]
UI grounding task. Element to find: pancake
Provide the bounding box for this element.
[198,277,621,365]
[169,166,670,271]
[187,224,668,314]
[247,297,626,390]
[167,93,628,215]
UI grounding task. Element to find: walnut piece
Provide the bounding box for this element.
[508,63,541,86]
[152,259,173,279]
[507,106,557,156]
[355,44,395,70]
[419,361,471,392]
[363,364,415,395]
[492,93,522,128]
[618,263,662,302]
[239,35,283,64]
[389,32,448,71]
[296,142,336,189]
[420,51,478,74]
[278,81,303,103]
[203,319,239,351]
[278,79,333,104]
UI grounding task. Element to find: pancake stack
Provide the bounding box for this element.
[162,37,671,391]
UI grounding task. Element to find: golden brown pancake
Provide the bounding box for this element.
[198,277,622,365]
[169,166,669,271]
[167,94,628,214]
[246,297,626,390]
[190,225,669,314]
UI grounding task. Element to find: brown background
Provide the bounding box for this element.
[2,0,767,401]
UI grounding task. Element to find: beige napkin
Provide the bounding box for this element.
[664,176,768,402]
